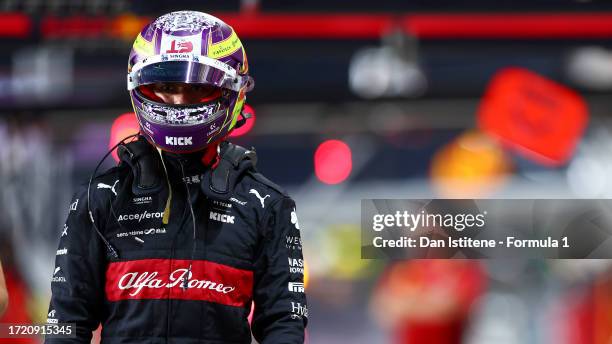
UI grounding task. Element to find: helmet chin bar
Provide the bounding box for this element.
[144,133,208,154]
[132,89,235,153]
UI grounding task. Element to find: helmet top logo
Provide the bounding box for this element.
[166,40,194,54]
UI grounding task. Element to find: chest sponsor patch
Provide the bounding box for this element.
[117,211,163,222]
[132,196,153,205]
[116,227,166,239]
[212,200,232,209]
[209,211,235,224]
[286,236,302,250]
[105,259,253,307]
[288,257,304,275]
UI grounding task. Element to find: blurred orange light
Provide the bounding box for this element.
[314,140,352,185]
[111,14,151,41]
[303,260,309,289]
[430,130,512,197]
[109,112,140,162]
[230,104,256,137]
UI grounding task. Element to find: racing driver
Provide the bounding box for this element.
[45,11,307,343]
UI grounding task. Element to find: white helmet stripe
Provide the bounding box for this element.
[127,53,245,91]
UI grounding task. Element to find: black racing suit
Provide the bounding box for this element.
[45,140,307,343]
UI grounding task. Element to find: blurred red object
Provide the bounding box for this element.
[219,13,612,40]
[478,68,588,166]
[372,261,486,344]
[564,274,612,344]
[314,140,352,184]
[230,104,256,138]
[0,13,31,38]
[404,13,612,39]
[109,112,140,162]
[0,268,36,344]
[41,15,108,39]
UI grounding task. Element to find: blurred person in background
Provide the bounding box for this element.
[45,11,307,343]
[0,234,36,344]
[0,260,7,316]
[371,260,486,344]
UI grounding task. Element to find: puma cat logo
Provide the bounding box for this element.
[249,189,270,208]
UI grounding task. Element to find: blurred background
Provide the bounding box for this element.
[1,0,612,343]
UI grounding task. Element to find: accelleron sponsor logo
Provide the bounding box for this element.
[118,211,163,222]
[118,268,235,297]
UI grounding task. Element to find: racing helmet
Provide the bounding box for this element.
[127,11,254,153]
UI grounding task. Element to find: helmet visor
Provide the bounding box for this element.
[128,60,252,92]
[134,87,227,126]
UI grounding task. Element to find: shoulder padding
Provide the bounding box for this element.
[117,136,165,196]
[247,171,288,197]
[201,141,257,200]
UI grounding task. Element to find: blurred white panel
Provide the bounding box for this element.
[11,45,74,104]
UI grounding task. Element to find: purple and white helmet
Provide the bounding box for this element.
[127,11,254,153]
